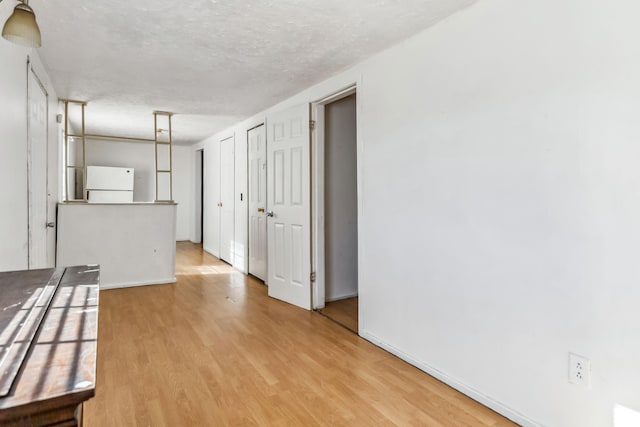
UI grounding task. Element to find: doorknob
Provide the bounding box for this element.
[46,222,55,228]
[257,208,265,213]
[266,211,274,217]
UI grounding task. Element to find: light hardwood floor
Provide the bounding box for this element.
[84,242,516,426]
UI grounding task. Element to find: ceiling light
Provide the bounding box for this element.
[2,1,42,48]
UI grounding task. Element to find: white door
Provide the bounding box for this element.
[267,104,311,310]
[248,125,267,281]
[27,67,49,269]
[219,136,235,264]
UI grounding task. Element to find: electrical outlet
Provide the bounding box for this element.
[569,353,591,388]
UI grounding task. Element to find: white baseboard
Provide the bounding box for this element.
[326,292,359,302]
[99,277,177,290]
[359,330,542,427]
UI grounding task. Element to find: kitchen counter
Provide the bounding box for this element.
[56,203,176,289]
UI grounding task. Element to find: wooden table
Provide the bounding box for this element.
[0,266,99,426]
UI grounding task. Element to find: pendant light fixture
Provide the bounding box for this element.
[2,0,42,48]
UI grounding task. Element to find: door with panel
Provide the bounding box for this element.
[219,136,235,264]
[27,67,50,269]
[266,104,311,309]
[248,125,267,281]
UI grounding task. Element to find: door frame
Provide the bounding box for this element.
[310,84,361,313]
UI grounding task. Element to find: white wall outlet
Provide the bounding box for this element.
[569,353,591,388]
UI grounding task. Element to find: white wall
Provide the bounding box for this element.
[0,42,29,271]
[0,6,59,271]
[172,145,192,241]
[86,139,192,240]
[358,1,640,425]
[325,94,358,301]
[57,203,177,289]
[194,1,640,425]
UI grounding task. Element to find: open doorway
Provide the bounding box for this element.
[313,89,358,333]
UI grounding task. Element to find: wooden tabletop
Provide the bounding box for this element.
[0,266,99,426]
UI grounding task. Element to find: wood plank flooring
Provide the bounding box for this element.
[319,297,358,333]
[84,242,516,426]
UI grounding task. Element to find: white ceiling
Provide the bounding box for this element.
[32,0,475,145]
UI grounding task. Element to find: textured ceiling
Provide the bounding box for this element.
[31,0,475,144]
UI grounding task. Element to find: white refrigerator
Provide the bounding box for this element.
[86,166,134,203]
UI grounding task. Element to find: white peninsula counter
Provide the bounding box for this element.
[57,202,177,289]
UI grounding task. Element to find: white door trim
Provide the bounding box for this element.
[310,83,361,315]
